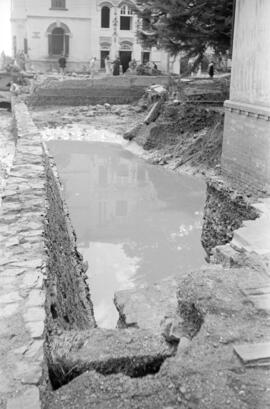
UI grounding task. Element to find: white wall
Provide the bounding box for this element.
[230,0,270,107]
[25,0,93,19]
[11,0,175,73]
[27,18,92,61]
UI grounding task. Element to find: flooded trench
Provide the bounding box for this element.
[48,139,206,328]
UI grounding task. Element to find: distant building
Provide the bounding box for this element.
[10,0,180,74]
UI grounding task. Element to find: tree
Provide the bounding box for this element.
[135,0,234,61]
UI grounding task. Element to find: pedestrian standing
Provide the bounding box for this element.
[58,54,66,75]
[112,57,120,76]
[105,55,111,75]
[208,62,214,78]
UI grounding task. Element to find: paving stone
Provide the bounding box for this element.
[0,275,17,287]
[26,290,45,307]
[21,364,43,386]
[24,340,44,359]
[26,321,44,339]
[13,344,29,355]
[20,272,43,290]
[10,259,44,269]
[0,267,25,276]
[7,386,41,409]
[24,307,46,322]
[0,369,13,394]
[0,302,19,319]
[0,291,22,304]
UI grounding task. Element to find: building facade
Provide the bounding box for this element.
[10,0,180,73]
[221,0,270,192]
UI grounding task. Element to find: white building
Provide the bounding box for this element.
[10,0,180,74]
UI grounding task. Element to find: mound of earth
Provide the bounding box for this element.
[134,103,224,175]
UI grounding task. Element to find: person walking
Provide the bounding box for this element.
[58,54,66,75]
[89,57,97,79]
[208,62,214,78]
[112,57,121,76]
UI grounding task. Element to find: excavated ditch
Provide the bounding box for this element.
[42,156,259,396]
[42,139,209,393]
[42,135,259,395]
[42,147,178,392]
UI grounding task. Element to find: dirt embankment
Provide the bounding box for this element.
[143,104,224,173]
[129,77,229,178]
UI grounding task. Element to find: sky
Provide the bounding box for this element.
[0,0,12,54]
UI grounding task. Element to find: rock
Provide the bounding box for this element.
[144,100,164,125]
[86,111,95,117]
[46,371,179,409]
[104,103,111,110]
[120,111,129,117]
[176,337,192,356]
[114,278,179,333]
[161,316,184,343]
[7,387,40,409]
[48,327,174,388]
[123,123,143,141]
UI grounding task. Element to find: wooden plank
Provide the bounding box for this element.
[234,343,270,366]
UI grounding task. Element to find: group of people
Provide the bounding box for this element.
[58,54,161,78]
[89,55,121,78]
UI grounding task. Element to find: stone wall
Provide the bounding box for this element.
[0,99,95,408]
[28,76,170,106]
[43,144,96,334]
[0,100,47,408]
[30,87,145,106]
[201,177,259,257]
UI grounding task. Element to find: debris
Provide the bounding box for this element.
[234,343,270,367]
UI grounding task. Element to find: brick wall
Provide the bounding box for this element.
[222,106,270,194]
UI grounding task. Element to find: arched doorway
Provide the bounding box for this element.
[119,41,133,73]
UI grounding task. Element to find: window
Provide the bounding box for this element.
[116,200,128,217]
[120,4,132,30]
[142,51,150,64]
[51,0,66,9]
[101,6,110,28]
[48,27,69,56]
[120,5,132,15]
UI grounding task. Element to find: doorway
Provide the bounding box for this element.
[119,51,132,73]
[100,50,110,69]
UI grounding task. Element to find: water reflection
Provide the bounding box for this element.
[48,141,206,328]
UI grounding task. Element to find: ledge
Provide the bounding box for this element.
[224,100,270,121]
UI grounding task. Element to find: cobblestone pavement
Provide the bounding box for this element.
[0,101,45,409]
[0,110,15,204]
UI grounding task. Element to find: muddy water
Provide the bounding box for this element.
[48,140,206,328]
